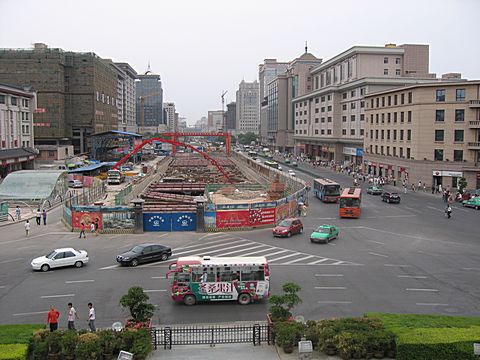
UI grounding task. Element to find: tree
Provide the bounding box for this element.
[237,132,258,145]
[119,286,155,322]
[458,177,467,192]
[268,282,302,322]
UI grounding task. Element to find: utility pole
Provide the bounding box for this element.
[221,90,227,132]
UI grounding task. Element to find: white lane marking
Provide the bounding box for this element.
[268,252,301,262]
[384,264,412,268]
[382,215,416,218]
[151,276,167,279]
[173,240,248,256]
[315,286,347,290]
[198,232,228,241]
[315,274,344,277]
[261,249,289,258]
[427,206,442,212]
[144,289,167,293]
[368,240,385,245]
[318,301,352,304]
[239,247,276,257]
[65,280,95,284]
[171,238,233,252]
[0,258,24,265]
[316,217,336,220]
[0,285,6,289]
[416,303,449,306]
[405,288,439,292]
[462,267,480,271]
[284,255,315,265]
[308,258,330,265]
[41,294,75,298]
[98,264,120,270]
[398,275,427,279]
[369,252,389,258]
[219,245,269,256]
[13,311,48,317]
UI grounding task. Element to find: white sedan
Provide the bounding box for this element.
[288,170,296,177]
[31,248,89,272]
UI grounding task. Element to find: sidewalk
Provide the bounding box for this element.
[147,344,344,360]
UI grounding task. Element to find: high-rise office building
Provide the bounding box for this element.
[114,62,138,133]
[226,102,236,131]
[136,69,164,133]
[164,102,176,131]
[236,80,260,133]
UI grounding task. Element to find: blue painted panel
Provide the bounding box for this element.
[143,213,172,231]
[172,212,197,231]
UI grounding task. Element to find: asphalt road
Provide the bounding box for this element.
[0,163,479,329]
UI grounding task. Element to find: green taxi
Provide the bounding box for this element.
[285,159,291,164]
[366,185,383,195]
[310,224,339,244]
[462,197,480,210]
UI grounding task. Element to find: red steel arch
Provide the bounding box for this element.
[112,138,233,183]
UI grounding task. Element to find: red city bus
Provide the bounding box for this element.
[339,187,362,218]
[166,256,270,306]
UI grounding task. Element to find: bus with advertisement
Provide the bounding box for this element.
[313,178,341,203]
[167,256,270,306]
[339,187,362,218]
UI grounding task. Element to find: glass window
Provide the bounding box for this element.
[435,130,444,142]
[396,69,401,76]
[327,117,332,122]
[342,104,347,110]
[351,102,355,109]
[456,89,465,101]
[396,58,401,64]
[384,69,388,75]
[360,101,364,108]
[11,97,17,106]
[407,148,411,159]
[435,110,445,122]
[384,57,389,64]
[327,105,332,111]
[64,251,76,258]
[407,111,412,123]
[360,114,364,121]
[454,130,464,142]
[408,92,412,103]
[351,129,355,135]
[434,149,444,161]
[453,150,463,162]
[400,129,404,140]
[342,116,346,122]
[407,129,411,141]
[342,129,346,135]
[351,115,355,121]
[455,109,464,122]
[342,93,347,99]
[436,89,445,102]
[401,93,405,104]
[351,90,356,97]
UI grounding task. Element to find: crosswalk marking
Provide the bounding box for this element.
[240,247,276,257]
[268,252,301,262]
[190,242,254,256]
[172,238,234,252]
[284,255,314,264]
[173,240,249,256]
[219,244,268,256]
[308,258,330,265]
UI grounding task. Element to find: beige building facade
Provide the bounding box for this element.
[293,44,436,163]
[364,81,480,190]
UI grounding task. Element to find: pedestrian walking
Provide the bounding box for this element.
[24,220,30,237]
[42,209,47,225]
[423,182,426,192]
[94,218,99,236]
[90,222,95,235]
[418,181,422,192]
[15,205,21,221]
[403,185,407,194]
[46,305,60,332]
[432,185,435,194]
[445,205,452,219]
[87,303,96,332]
[79,222,86,239]
[67,303,79,330]
[36,209,41,225]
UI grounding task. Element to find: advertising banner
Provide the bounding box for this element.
[276,203,289,222]
[143,213,172,231]
[216,210,250,228]
[249,208,276,226]
[251,201,276,209]
[216,203,249,210]
[204,211,216,228]
[172,213,197,231]
[71,211,102,229]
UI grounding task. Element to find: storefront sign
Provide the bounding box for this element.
[216,203,249,210]
[432,170,463,177]
[251,201,276,209]
[356,148,364,157]
[328,145,335,153]
[216,210,250,228]
[343,147,357,156]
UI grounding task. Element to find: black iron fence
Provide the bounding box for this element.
[151,323,272,349]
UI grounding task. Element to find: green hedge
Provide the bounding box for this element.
[0,344,27,360]
[367,313,480,360]
[0,324,44,344]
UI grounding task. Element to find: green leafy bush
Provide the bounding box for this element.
[131,329,153,360]
[119,286,155,323]
[269,282,302,322]
[75,332,101,360]
[273,321,305,353]
[0,324,44,344]
[0,344,27,360]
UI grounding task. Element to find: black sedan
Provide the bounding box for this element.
[381,192,401,204]
[116,243,172,266]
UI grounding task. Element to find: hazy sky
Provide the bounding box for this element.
[1,0,479,125]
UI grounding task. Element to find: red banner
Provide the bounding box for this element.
[249,208,276,226]
[216,210,249,228]
[71,211,103,229]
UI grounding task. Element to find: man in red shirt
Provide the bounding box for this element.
[46,305,60,332]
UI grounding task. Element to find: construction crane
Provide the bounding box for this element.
[221,90,227,132]
[138,92,161,133]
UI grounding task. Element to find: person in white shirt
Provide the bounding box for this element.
[24,220,30,237]
[67,303,79,330]
[87,302,96,332]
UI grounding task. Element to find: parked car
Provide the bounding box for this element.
[291,161,298,167]
[381,192,401,204]
[285,159,291,164]
[366,186,383,195]
[31,248,88,272]
[116,243,172,266]
[278,165,283,171]
[310,224,339,244]
[288,169,296,177]
[462,197,480,210]
[272,218,303,238]
[68,179,83,188]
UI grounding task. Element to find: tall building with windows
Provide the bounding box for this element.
[293,44,436,163]
[259,59,289,144]
[0,43,118,153]
[114,62,138,133]
[207,110,224,132]
[236,80,260,133]
[0,84,36,177]
[226,102,236,131]
[364,80,480,189]
[164,102,176,131]
[136,70,164,133]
